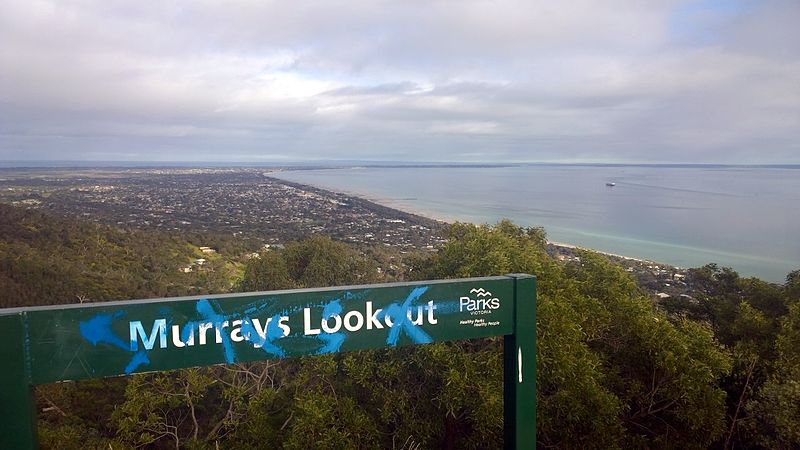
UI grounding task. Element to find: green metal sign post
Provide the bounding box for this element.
[0,275,536,449]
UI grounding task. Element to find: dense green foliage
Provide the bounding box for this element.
[2,204,798,449]
[239,235,379,292]
[409,221,732,449]
[0,204,256,307]
[664,266,800,449]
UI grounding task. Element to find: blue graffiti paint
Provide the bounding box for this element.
[320,298,345,353]
[259,341,285,357]
[124,349,150,374]
[322,298,342,318]
[79,311,129,351]
[80,311,163,375]
[243,304,260,315]
[239,318,263,347]
[239,315,286,357]
[318,333,346,354]
[384,286,432,346]
[266,314,286,340]
[196,299,236,364]
[242,297,300,317]
[239,299,307,357]
[434,299,461,314]
[180,320,198,345]
[261,314,288,357]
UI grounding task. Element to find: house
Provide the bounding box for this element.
[199,246,217,254]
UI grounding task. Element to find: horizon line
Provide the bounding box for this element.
[1,160,799,169]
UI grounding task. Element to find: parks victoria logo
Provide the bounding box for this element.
[458,287,502,329]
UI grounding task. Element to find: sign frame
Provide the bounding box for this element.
[0,274,536,449]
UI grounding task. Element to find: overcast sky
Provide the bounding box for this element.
[1,0,798,163]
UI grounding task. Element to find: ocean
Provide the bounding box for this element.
[273,165,800,283]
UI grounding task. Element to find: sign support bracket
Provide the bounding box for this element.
[0,313,38,449]
[504,274,537,450]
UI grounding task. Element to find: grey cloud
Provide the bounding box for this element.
[321,82,423,97]
[0,0,797,163]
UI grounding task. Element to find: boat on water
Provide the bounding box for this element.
[605,182,616,187]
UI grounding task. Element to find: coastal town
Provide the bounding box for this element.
[1,167,697,300]
[0,168,445,250]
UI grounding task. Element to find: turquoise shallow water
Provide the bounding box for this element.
[274,165,800,283]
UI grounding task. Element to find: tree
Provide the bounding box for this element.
[283,235,377,288]
[746,303,800,448]
[410,221,731,448]
[239,250,295,292]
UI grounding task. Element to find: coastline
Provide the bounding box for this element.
[547,240,682,268]
[267,172,464,224]
[267,174,686,275]
[272,177,447,230]
[6,165,791,283]
[268,166,799,284]
[264,171,685,270]
[0,165,699,298]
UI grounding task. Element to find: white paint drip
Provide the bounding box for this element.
[518,347,523,383]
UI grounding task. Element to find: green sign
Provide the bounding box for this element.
[0,275,536,449]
